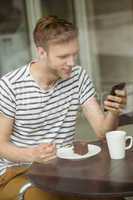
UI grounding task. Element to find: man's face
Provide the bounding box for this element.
[45,38,79,80]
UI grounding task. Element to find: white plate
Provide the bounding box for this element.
[57,144,101,160]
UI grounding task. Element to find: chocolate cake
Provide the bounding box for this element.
[73,141,88,155]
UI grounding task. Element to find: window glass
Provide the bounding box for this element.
[0,0,31,75]
[86,0,133,92]
[41,0,75,22]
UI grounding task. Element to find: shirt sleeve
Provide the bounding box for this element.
[78,68,96,105]
[0,78,16,119]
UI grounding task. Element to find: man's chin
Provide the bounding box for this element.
[61,74,71,80]
[60,71,72,80]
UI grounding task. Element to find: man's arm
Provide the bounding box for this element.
[0,113,56,163]
[82,90,126,139]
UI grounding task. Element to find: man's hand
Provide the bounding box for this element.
[30,143,57,163]
[104,89,127,114]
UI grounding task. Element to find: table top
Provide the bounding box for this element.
[27,141,133,198]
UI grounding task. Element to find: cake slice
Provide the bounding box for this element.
[73,141,88,155]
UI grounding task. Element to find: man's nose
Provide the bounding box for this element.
[67,56,75,66]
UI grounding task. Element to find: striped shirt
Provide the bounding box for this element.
[0,62,96,174]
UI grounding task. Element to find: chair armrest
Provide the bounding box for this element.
[18,182,33,200]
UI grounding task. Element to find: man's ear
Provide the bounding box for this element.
[37,47,47,59]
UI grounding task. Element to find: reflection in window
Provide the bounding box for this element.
[0,0,31,75]
[0,0,22,34]
[86,0,133,91]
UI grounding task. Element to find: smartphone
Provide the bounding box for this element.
[110,82,126,95]
[104,82,126,112]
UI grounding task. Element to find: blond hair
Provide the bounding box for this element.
[33,16,78,49]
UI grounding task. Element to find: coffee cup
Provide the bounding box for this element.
[106,130,133,159]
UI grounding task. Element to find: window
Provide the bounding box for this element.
[0,0,31,75]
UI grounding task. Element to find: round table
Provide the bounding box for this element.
[27,141,133,198]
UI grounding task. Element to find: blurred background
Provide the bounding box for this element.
[1,0,133,140]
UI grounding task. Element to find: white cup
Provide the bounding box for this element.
[106,130,133,159]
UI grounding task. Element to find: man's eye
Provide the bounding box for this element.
[59,55,68,59]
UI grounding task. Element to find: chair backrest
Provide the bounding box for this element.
[119,112,133,126]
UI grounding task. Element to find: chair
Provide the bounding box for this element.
[18,182,33,200]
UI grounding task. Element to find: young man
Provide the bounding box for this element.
[0,16,126,200]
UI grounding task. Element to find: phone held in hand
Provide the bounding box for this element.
[110,82,126,95]
[104,82,126,112]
